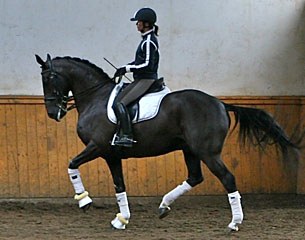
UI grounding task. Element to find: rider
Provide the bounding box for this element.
[112,7,160,147]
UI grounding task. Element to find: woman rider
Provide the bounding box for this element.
[113,7,160,147]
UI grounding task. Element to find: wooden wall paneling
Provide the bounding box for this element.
[164,152,177,193]
[26,104,40,197]
[5,104,20,197]
[265,104,297,193]
[88,157,99,197]
[174,151,186,187]
[126,158,139,196]
[15,104,29,197]
[136,158,148,196]
[46,115,60,196]
[228,130,247,193]
[145,157,158,196]
[297,99,305,194]
[56,118,70,197]
[97,159,111,197]
[156,155,167,196]
[284,103,302,193]
[262,104,287,193]
[36,104,50,196]
[0,105,9,195]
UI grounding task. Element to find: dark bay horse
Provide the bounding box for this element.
[35,54,299,231]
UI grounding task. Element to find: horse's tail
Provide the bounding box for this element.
[223,103,300,155]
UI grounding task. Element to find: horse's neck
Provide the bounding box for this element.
[72,78,114,113]
[56,59,114,112]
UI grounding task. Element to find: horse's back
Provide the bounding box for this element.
[161,89,226,118]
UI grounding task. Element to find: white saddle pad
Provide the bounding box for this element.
[107,82,171,124]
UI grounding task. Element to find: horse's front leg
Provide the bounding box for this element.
[106,157,130,230]
[68,141,102,210]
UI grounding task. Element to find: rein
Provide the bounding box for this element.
[66,80,110,112]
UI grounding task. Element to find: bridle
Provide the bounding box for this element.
[41,55,75,121]
[42,55,110,120]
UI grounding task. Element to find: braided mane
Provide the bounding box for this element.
[53,56,111,79]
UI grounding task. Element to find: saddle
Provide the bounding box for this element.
[107,78,171,124]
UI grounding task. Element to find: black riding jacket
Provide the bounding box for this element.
[125,29,159,80]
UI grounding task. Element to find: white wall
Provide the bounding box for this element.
[0,0,304,95]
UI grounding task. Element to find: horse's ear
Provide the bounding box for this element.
[47,53,51,61]
[35,54,45,66]
[46,53,53,70]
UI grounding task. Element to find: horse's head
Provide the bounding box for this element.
[35,54,70,121]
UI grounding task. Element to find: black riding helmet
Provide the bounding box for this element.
[130,8,157,25]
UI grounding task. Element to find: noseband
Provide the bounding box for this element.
[41,67,75,117]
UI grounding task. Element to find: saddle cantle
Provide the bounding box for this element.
[107,78,171,124]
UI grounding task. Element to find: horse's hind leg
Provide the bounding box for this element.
[159,150,203,218]
[203,153,243,231]
[68,141,102,210]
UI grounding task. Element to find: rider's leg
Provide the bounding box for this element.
[113,102,134,147]
[112,79,155,147]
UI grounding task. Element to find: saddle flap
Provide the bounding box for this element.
[107,82,170,124]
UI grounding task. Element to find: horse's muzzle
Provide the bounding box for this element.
[47,108,67,122]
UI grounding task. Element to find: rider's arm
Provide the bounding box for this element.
[125,35,157,74]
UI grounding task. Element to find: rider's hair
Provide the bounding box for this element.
[144,22,159,36]
[154,24,159,36]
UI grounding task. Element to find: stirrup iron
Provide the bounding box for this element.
[111,133,136,147]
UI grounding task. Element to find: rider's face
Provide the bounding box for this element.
[136,21,150,33]
[136,21,144,32]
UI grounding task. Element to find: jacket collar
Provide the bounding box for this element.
[141,29,153,37]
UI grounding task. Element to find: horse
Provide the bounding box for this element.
[35,54,300,231]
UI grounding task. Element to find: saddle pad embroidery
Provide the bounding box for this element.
[107,82,171,124]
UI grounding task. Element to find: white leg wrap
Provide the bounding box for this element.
[159,181,192,208]
[68,168,85,194]
[111,192,130,230]
[227,191,244,231]
[68,168,92,208]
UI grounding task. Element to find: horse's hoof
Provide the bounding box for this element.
[81,202,92,212]
[159,206,171,219]
[110,223,120,230]
[78,194,92,210]
[226,222,239,233]
[111,215,127,230]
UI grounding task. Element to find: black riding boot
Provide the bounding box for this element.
[113,103,134,147]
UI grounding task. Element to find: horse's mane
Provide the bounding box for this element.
[53,56,111,79]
